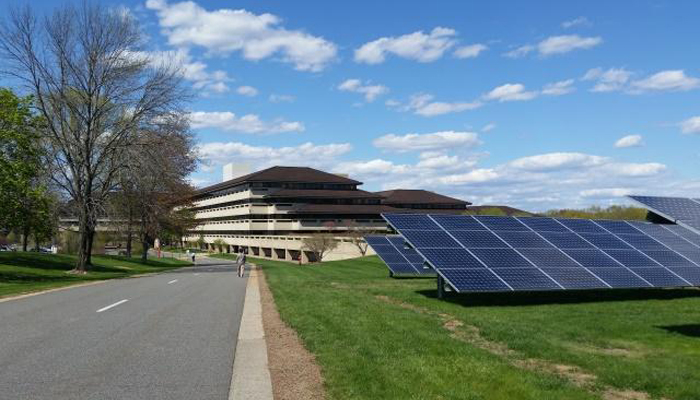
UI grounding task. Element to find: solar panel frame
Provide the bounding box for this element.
[628,195,700,235]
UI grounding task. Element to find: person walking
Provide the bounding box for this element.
[237,251,246,277]
[191,252,196,264]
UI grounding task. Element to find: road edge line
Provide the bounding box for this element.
[0,280,109,304]
[229,264,274,400]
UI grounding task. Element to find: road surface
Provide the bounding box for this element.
[0,256,247,400]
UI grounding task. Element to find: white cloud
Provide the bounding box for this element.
[561,17,590,29]
[481,123,496,133]
[438,169,500,185]
[130,48,232,94]
[614,134,643,148]
[541,79,575,96]
[580,188,632,198]
[268,94,295,103]
[145,0,337,71]
[680,116,700,134]
[484,83,538,102]
[189,111,304,134]
[373,131,480,152]
[338,79,389,102]
[611,162,666,177]
[354,27,458,64]
[630,70,700,92]
[236,85,258,97]
[503,45,534,59]
[454,43,488,59]
[199,141,352,170]
[509,153,607,171]
[538,35,602,55]
[393,93,482,117]
[582,67,632,92]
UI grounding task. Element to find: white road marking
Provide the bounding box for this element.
[96,299,129,313]
[168,279,178,284]
[194,273,200,276]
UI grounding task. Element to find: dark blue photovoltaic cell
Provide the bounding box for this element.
[627,222,675,236]
[495,268,560,290]
[616,234,667,250]
[644,235,698,251]
[595,220,642,235]
[449,230,509,248]
[518,217,570,232]
[474,216,530,231]
[563,249,625,268]
[665,225,700,246]
[604,250,658,268]
[668,267,700,284]
[383,214,441,230]
[440,269,510,291]
[431,214,486,230]
[537,232,594,249]
[387,236,409,248]
[400,230,461,248]
[365,235,434,276]
[471,248,532,268]
[518,249,581,268]
[629,196,700,220]
[495,231,554,248]
[540,268,607,289]
[419,248,484,268]
[586,268,651,288]
[557,218,607,233]
[627,268,689,287]
[641,250,696,267]
[678,251,700,265]
[578,233,634,250]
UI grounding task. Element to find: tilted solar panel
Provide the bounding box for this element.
[382,213,700,293]
[628,195,700,234]
[365,235,434,276]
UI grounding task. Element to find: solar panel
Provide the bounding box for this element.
[383,213,700,294]
[629,195,700,234]
[365,235,434,276]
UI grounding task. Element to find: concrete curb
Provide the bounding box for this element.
[229,264,274,400]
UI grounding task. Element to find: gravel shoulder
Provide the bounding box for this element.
[259,269,326,400]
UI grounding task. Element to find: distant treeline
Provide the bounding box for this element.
[464,205,650,221]
[544,205,648,221]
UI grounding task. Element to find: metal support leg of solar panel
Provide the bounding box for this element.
[437,275,446,299]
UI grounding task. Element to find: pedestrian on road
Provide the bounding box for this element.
[191,253,196,264]
[237,252,246,277]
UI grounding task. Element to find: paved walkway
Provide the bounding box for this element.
[229,263,274,400]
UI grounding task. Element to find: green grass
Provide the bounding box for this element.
[257,255,700,400]
[0,252,191,298]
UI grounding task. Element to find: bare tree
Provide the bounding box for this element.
[115,115,197,262]
[343,219,372,257]
[301,234,338,263]
[0,3,189,270]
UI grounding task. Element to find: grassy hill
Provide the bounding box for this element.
[0,252,191,298]
[258,255,700,400]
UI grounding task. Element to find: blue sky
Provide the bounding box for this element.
[21,0,700,210]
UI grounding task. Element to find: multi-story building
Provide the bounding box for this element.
[186,166,469,262]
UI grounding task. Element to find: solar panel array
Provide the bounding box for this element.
[629,195,700,234]
[383,213,700,293]
[365,235,434,276]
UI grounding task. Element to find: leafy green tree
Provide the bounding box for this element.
[0,88,54,250]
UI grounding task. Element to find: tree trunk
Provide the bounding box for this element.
[76,210,95,271]
[141,238,149,262]
[126,230,133,258]
[22,226,29,252]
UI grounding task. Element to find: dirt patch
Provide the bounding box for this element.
[374,294,660,400]
[566,343,642,358]
[259,269,326,400]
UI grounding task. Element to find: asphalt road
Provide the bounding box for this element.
[0,256,248,400]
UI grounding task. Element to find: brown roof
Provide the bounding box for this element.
[197,166,361,195]
[291,204,466,215]
[265,189,381,199]
[375,189,470,206]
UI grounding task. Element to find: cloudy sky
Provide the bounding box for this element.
[25,1,700,210]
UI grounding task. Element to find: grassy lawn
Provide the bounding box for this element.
[257,255,700,400]
[0,252,191,298]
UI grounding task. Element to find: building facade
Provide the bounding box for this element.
[186,166,469,262]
